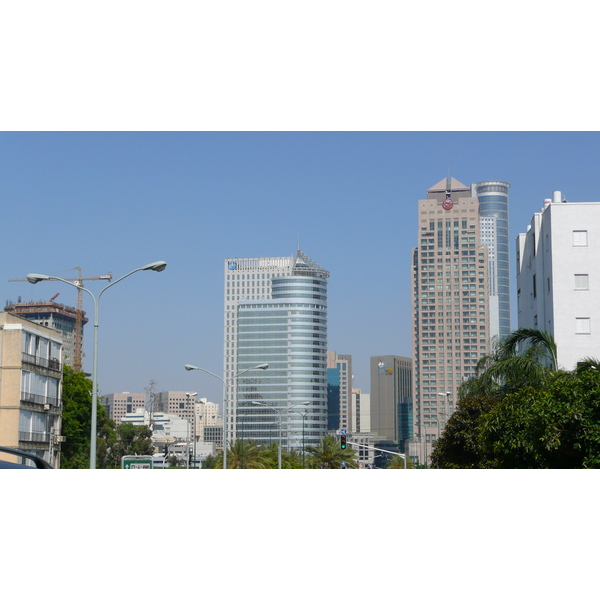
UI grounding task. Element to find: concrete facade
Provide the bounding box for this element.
[0,312,63,466]
[516,193,600,370]
[369,355,412,446]
[102,392,146,425]
[327,351,352,433]
[4,300,88,369]
[411,178,491,465]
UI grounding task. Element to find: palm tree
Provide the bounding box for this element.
[576,357,600,373]
[305,435,358,469]
[460,328,560,402]
[386,454,415,469]
[214,439,271,469]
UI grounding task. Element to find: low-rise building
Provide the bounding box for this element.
[0,312,63,467]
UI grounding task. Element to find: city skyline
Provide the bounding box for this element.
[3,132,600,407]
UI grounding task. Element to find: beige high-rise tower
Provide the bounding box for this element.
[410,177,491,465]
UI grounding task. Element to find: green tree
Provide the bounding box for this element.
[480,369,600,468]
[306,435,358,469]
[60,366,115,469]
[214,439,271,469]
[431,329,563,469]
[111,422,155,466]
[429,394,497,468]
[201,454,218,469]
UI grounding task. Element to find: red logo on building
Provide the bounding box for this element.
[442,193,453,210]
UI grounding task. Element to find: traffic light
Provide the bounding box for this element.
[340,435,347,450]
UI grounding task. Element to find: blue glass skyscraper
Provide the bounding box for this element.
[472,181,511,338]
[224,249,329,454]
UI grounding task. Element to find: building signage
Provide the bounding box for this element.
[121,455,153,469]
[442,192,454,210]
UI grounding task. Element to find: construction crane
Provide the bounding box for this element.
[8,267,112,371]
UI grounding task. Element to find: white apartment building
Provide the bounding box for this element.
[516,191,600,370]
[121,408,190,441]
[194,398,222,444]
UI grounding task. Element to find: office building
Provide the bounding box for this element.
[224,248,329,453]
[102,392,146,425]
[121,408,190,441]
[194,398,222,445]
[327,351,352,433]
[352,388,370,433]
[471,181,511,339]
[516,191,600,370]
[0,311,63,467]
[156,391,197,440]
[369,355,412,450]
[411,177,492,464]
[4,299,88,369]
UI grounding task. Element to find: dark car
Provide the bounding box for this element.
[0,446,53,469]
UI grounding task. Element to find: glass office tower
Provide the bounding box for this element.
[224,249,329,453]
[472,181,511,339]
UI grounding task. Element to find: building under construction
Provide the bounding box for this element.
[4,299,89,370]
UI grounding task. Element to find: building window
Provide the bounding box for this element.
[576,318,591,334]
[575,274,589,290]
[573,230,588,247]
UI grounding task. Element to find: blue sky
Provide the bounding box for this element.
[3,131,600,404]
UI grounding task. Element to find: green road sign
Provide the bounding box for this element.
[121,455,153,469]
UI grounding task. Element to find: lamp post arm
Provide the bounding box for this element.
[97,266,144,302]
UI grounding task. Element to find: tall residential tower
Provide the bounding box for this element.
[224,249,329,453]
[411,177,495,464]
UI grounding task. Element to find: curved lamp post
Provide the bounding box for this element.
[184,362,268,469]
[27,260,167,469]
[252,401,308,469]
[288,408,308,468]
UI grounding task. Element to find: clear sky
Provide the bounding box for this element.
[3,131,600,404]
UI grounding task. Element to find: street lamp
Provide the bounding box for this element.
[27,260,167,469]
[186,392,198,469]
[287,406,309,468]
[184,362,268,469]
[251,401,308,469]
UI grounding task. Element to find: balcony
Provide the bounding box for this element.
[18,431,50,443]
[20,392,60,409]
[22,353,62,373]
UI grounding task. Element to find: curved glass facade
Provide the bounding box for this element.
[476,181,511,337]
[236,275,328,451]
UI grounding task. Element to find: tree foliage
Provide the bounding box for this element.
[430,329,600,469]
[61,366,115,469]
[386,454,416,469]
[305,434,358,469]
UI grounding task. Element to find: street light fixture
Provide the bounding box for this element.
[184,362,268,469]
[251,401,308,469]
[288,408,308,468]
[27,260,167,469]
[186,392,198,469]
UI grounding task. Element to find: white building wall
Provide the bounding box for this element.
[517,197,600,370]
